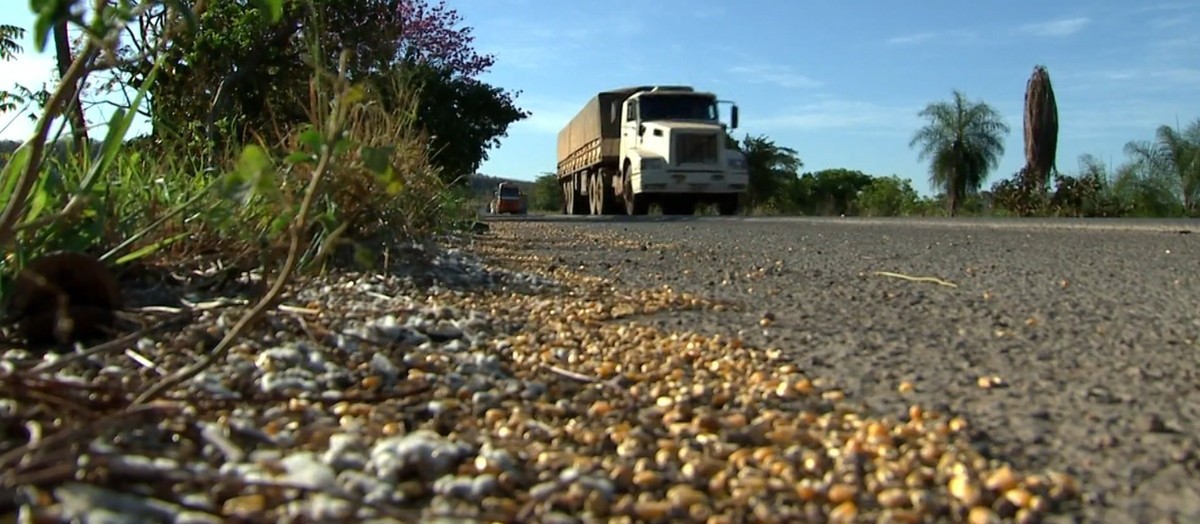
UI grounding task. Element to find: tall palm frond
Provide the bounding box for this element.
[1155,121,1200,211]
[1124,119,1200,212]
[910,90,1010,215]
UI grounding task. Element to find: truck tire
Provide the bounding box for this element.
[623,166,649,216]
[564,177,587,215]
[590,174,604,215]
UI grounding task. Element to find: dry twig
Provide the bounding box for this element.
[871,270,959,288]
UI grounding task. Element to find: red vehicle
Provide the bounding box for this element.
[490,182,528,214]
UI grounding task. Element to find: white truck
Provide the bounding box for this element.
[556,86,748,215]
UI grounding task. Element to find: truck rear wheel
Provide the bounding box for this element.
[563,177,587,215]
[590,174,607,215]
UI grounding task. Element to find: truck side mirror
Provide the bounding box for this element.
[731,105,739,129]
[610,101,619,124]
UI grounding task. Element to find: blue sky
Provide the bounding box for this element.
[3,1,1198,195]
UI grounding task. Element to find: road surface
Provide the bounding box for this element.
[488,215,1200,523]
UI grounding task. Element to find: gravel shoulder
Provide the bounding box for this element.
[495,216,1200,523]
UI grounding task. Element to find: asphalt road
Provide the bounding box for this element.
[491,215,1200,523]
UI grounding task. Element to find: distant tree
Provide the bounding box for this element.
[530,172,562,211]
[805,168,873,215]
[857,175,920,216]
[991,168,1047,217]
[910,90,1010,216]
[1123,119,1200,213]
[738,134,803,210]
[1023,65,1059,189]
[1048,171,1106,218]
[389,62,528,183]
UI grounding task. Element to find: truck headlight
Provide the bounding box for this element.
[727,157,748,170]
[640,158,666,171]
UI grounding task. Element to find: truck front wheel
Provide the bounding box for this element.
[623,167,648,216]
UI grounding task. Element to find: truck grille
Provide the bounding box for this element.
[674,133,718,165]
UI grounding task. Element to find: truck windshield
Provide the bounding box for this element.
[499,186,520,198]
[639,95,718,122]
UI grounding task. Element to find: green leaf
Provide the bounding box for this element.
[386,177,403,195]
[233,144,279,201]
[298,127,322,152]
[343,85,366,105]
[23,170,52,225]
[333,136,353,157]
[284,151,315,165]
[30,0,77,53]
[0,144,32,209]
[216,170,250,200]
[236,145,271,177]
[251,0,283,23]
[360,146,394,175]
[268,214,291,236]
[114,232,189,265]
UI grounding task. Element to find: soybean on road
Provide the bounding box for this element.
[490,215,1200,523]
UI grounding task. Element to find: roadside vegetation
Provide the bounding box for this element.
[524,65,1199,219]
[0,0,526,296]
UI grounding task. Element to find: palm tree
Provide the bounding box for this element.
[910,90,1010,216]
[1023,65,1058,189]
[1124,119,1200,213]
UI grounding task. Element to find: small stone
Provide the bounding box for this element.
[1139,413,1169,433]
[222,494,266,517]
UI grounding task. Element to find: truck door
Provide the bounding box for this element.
[621,100,639,146]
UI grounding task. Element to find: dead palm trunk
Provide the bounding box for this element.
[1023,65,1058,190]
[53,20,89,155]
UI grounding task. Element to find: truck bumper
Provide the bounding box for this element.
[634,170,748,194]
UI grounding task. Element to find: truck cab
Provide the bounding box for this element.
[613,86,747,215]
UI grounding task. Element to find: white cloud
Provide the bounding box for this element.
[727,65,821,89]
[1020,17,1090,37]
[884,30,981,46]
[1153,35,1200,50]
[886,32,937,45]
